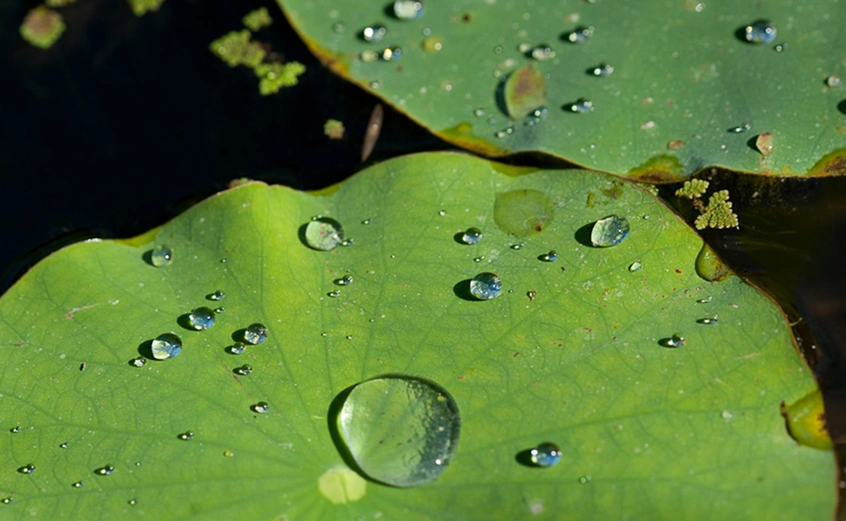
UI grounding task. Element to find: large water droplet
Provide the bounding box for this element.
[151,333,182,360]
[335,375,460,487]
[744,20,776,44]
[188,307,216,330]
[362,24,387,42]
[529,442,561,467]
[461,227,483,245]
[393,0,424,20]
[244,323,268,345]
[695,242,731,282]
[150,245,172,267]
[591,215,630,247]
[305,217,345,251]
[469,272,502,300]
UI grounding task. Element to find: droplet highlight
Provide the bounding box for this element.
[304,217,345,251]
[334,275,353,286]
[207,290,225,301]
[529,443,561,467]
[94,464,115,476]
[150,245,172,267]
[744,20,776,44]
[151,333,182,360]
[469,272,502,300]
[393,0,424,20]
[567,98,594,113]
[539,251,558,262]
[244,323,268,345]
[188,307,216,330]
[234,364,253,376]
[177,431,194,441]
[361,24,387,42]
[660,333,685,348]
[252,402,269,414]
[17,464,35,474]
[591,215,630,247]
[461,227,483,245]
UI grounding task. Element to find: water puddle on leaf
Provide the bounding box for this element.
[318,466,367,504]
[493,189,554,238]
[781,389,833,450]
[695,242,731,282]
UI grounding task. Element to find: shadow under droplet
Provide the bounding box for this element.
[327,384,377,484]
[838,99,846,115]
[298,223,313,250]
[746,136,760,153]
[141,250,154,267]
[453,279,476,301]
[734,25,752,44]
[382,1,398,20]
[177,314,195,331]
[137,340,153,359]
[658,338,682,348]
[574,222,594,247]
[494,75,509,117]
[515,448,539,468]
[231,329,247,343]
[453,232,468,245]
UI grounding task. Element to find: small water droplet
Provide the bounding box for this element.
[304,217,345,251]
[578,475,592,484]
[252,401,269,414]
[244,323,268,345]
[393,0,424,20]
[469,272,502,300]
[511,243,525,250]
[422,35,443,51]
[629,261,642,272]
[697,315,718,325]
[328,290,342,298]
[188,307,216,330]
[361,218,372,225]
[728,123,751,133]
[341,238,354,247]
[773,42,786,52]
[529,44,555,61]
[720,410,734,420]
[128,499,138,506]
[493,45,504,54]
[539,251,558,262]
[59,442,68,448]
[591,63,614,77]
[150,244,173,267]
[369,80,382,89]
[207,290,225,301]
[151,333,182,360]
[473,108,486,117]
[72,481,84,488]
[346,335,354,340]
[223,450,235,457]
[227,343,246,355]
[2,497,13,504]
[567,98,594,113]
[177,431,194,441]
[234,364,253,376]
[826,75,841,88]
[529,442,561,467]
[214,307,225,314]
[334,275,353,286]
[744,20,776,44]
[473,256,486,263]
[360,50,379,62]
[9,426,20,433]
[461,227,482,245]
[17,464,35,474]
[566,26,594,43]
[331,22,345,34]
[591,215,630,247]
[495,126,515,138]
[661,333,685,348]
[129,356,147,367]
[438,210,447,216]
[94,464,115,476]
[361,24,387,42]
[696,297,713,303]
[380,46,402,61]
[336,375,460,487]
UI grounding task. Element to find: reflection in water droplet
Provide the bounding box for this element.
[335,275,353,286]
[511,243,525,250]
[539,251,558,262]
[94,465,115,476]
[150,245,172,267]
[591,63,614,77]
[362,24,387,42]
[591,215,630,247]
[697,316,718,325]
[336,375,460,487]
[567,98,594,113]
[17,464,35,474]
[227,343,246,355]
[328,290,342,298]
[530,443,561,467]
[207,290,225,301]
[130,356,146,367]
[72,481,84,488]
[394,0,424,20]
[178,431,194,440]
[151,333,182,360]
[380,46,402,61]
[728,123,751,133]
[566,26,594,43]
[10,426,20,433]
[530,44,555,61]
[305,217,345,251]
[744,20,776,44]
[461,227,483,245]
[244,323,268,345]
[826,75,840,88]
[661,333,685,348]
[188,307,216,330]
[234,364,253,376]
[578,475,592,484]
[422,35,443,51]
[720,410,733,420]
[252,402,269,414]
[470,272,502,300]
[628,261,642,272]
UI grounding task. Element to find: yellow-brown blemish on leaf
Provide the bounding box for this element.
[781,390,833,450]
[807,147,846,176]
[626,155,685,183]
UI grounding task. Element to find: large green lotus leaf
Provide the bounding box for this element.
[277,0,846,179]
[0,152,833,520]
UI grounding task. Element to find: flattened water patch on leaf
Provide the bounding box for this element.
[493,190,554,238]
[807,147,846,177]
[318,467,367,504]
[626,155,685,183]
[695,242,732,282]
[503,65,546,120]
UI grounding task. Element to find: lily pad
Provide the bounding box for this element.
[277,0,846,178]
[0,152,833,519]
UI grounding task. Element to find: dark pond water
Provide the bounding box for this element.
[2,0,844,501]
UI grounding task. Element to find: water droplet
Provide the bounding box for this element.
[151,333,182,360]
[207,290,225,301]
[660,333,685,348]
[591,215,630,247]
[360,50,379,63]
[223,450,235,457]
[698,316,718,325]
[629,261,642,272]
[393,0,424,20]
[461,227,482,245]
[755,132,774,157]
[773,42,786,52]
[473,256,486,263]
[244,323,268,345]
[59,442,68,448]
[72,481,84,488]
[728,123,751,133]
[361,24,387,42]
[9,426,20,433]
[567,98,594,113]
[17,464,35,474]
[782,389,832,449]
[128,499,138,506]
[438,210,447,216]
[227,343,246,355]
[2,497,13,504]
[332,22,345,34]
[511,243,525,250]
[188,307,216,330]
[720,410,733,420]
[234,364,253,376]
[380,46,402,61]
[214,307,225,314]
[346,335,354,340]
[469,272,502,300]
[744,20,776,44]
[328,290,342,298]
[493,45,504,54]
[94,464,115,476]
[578,475,592,484]
[473,108,486,117]
[341,238,354,247]
[529,443,561,467]
[422,35,443,51]
[336,375,460,487]
[697,296,713,303]
[129,356,147,367]
[334,275,353,286]
[566,26,594,43]
[695,242,731,282]
[530,44,555,61]
[539,251,558,262]
[826,75,840,88]
[495,126,515,139]
[150,245,172,267]
[177,431,194,441]
[591,63,614,77]
[251,401,269,414]
[369,80,382,89]
[304,217,345,251]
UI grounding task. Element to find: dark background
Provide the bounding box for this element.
[2,0,845,507]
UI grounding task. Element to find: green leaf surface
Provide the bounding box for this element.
[0,152,834,520]
[277,0,846,178]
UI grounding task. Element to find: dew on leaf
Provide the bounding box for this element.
[696,297,713,303]
[59,442,68,448]
[511,243,525,250]
[227,343,246,355]
[566,98,594,113]
[591,215,630,247]
[244,323,268,345]
[755,132,774,157]
[539,251,558,262]
[720,410,734,420]
[744,20,776,44]
[331,22,345,34]
[334,275,353,286]
[17,464,35,474]
[774,42,786,52]
[234,364,253,375]
[695,242,731,282]
[334,375,460,487]
[565,26,594,43]
[422,35,443,51]
[177,431,194,441]
[826,75,840,88]
[188,307,216,330]
[590,63,614,77]
[252,402,270,414]
[393,0,424,20]
[529,44,555,61]
[9,426,20,433]
[214,307,225,314]
[328,290,341,298]
[1,497,12,504]
[728,123,751,133]
[151,333,182,360]
[207,290,225,301]
[361,24,387,42]
[341,238,354,247]
[128,499,138,506]
[304,217,345,251]
[380,46,402,61]
[660,333,685,348]
[697,316,718,325]
[94,464,115,476]
[504,64,547,119]
[473,108,486,117]
[72,481,84,488]
[461,227,483,245]
[469,272,502,300]
[360,50,379,62]
[129,356,147,367]
[495,127,515,139]
[629,261,642,272]
[529,442,561,467]
[150,244,173,267]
